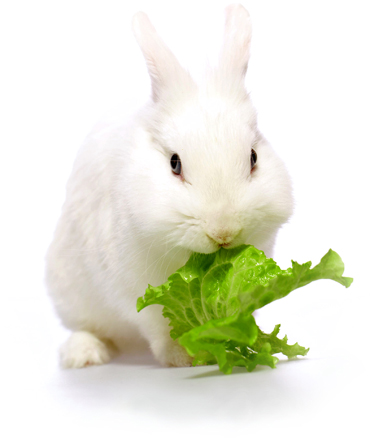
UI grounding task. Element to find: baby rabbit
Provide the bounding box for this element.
[45,4,293,368]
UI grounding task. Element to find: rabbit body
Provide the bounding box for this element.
[45,5,294,368]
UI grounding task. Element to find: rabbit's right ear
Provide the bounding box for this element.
[132,12,195,102]
[219,4,252,81]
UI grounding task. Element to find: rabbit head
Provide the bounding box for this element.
[129,4,293,255]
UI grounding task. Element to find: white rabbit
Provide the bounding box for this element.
[45,4,293,368]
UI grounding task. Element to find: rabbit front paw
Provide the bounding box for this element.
[151,338,193,367]
[59,331,111,368]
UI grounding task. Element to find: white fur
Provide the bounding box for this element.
[59,331,111,368]
[45,4,293,368]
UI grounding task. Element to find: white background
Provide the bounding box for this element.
[1,0,369,444]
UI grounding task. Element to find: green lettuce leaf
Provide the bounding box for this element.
[137,245,352,374]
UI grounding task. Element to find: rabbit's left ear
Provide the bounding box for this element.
[219,4,252,80]
[132,12,195,102]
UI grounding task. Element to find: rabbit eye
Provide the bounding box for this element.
[170,153,182,175]
[251,148,257,170]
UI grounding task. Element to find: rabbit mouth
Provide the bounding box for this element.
[219,234,249,250]
[218,239,243,249]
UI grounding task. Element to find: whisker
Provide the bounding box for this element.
[131,233,175,289]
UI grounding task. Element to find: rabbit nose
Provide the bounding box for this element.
[206,227,242,246]
[204,208,242,246]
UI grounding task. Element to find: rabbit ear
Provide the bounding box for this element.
[219,4,252,80]
[132,12,194,102]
